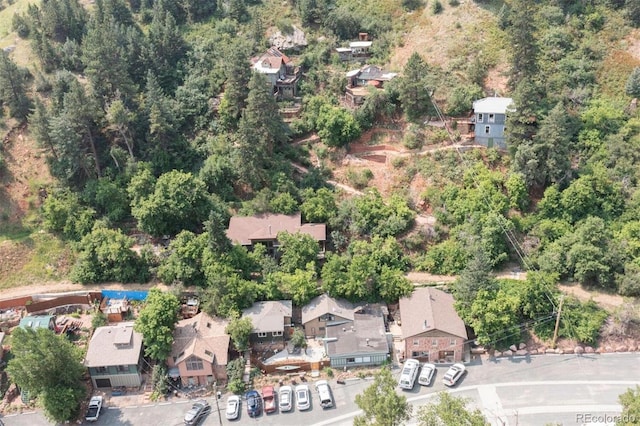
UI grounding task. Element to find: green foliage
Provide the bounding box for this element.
[278,232,320,273]
[42,190,95,241]
[321,236,412,303]
[71,226,149,283]
[446,84,483,116]
[560,298,607,344]
[83,177,130,223]
[354,367,412,426]
[134,289,180,361]
[0,51,32,120]
[431,0,443,15]
[316,105,361,147]
[617,262,640,297]
[226,358,245,394]
[505,172,529,211]
[417,392,488,426]
[151,364,168,396]
[301,188,337,223]
[346,168,374,190]
[269,192,299,215]
[269,263,320,305]
[396,52,432,122]
[157,230,208,286]
[618,386,640,425]
[625,67,640,98]
[225,315,253,351]
[7,328,85,422]
[419,239,469,274]
[290,329,307,349]
[91,311,108,329]
[130,170,212,237]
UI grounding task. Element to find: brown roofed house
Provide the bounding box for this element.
[399,287,468,363]
[242,300,292,350]
[226,213,326,257]
[301,294,355,338]
[85,322,144,388]
[251,47,301,99]
[167,312,230,386]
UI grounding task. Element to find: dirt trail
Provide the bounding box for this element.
[0,281,170,300]
[557,283,624,311]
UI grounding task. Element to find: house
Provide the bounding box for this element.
[84,322,144,388]
[242,300,292,350]
[251,47,301,100]
[324,304,390,368]
[472,96,514,149]
[226,213,326,256]
[344,65,397,107]
[19,315,56,331]
[399,287,468,363]
[301,294,355,338]
[167,312,230,387]
[336,33,373,61]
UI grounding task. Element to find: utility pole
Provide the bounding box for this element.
[213,382,223,425]
[551,295,564,349]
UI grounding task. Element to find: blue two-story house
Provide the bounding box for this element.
[472,97,514,149]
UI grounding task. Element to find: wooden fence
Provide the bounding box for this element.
[25,293,102,313]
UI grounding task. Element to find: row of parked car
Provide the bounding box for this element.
[398,359,467,390]
[226,380,334,420]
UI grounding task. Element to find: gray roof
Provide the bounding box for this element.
[325,305,389,357]
[399,287,467,340]
[85,322,143,367]
[242,300,292,334]
[472,97,514,114]
[301,294,355,324]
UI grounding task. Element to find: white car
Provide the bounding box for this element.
[279,386,293,412]
[225,395,240,420]
[418,363,436,386]
[442,363,466,387]
[295,384,311,411]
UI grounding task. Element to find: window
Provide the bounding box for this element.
[319,327,325,332]
[96,366,107,373]
[450,339,457,346]
[272,331,283,337]
[478,113,483,122]
[432,339,438,347]
[484,125,491,134]
[117,365,129,373]
[204,350,213,357]
[413,339,419,346]
[347,358,356,363]
[488,113,495,123]
[257,332,267,338]
[185,356,204,371]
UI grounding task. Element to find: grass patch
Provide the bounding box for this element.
[0,223,32,242]
[0,0,37,39]
[0,232,72,289]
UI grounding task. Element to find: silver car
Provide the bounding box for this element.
[442,363,466,387]
[225,395,240,420]
[295,385,311,411]
[279,386,293,412]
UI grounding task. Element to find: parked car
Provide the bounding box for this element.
[315,380,334,408]
[442,363,466,387]
[85,395,103,422]
[246,390,262,417]
[225,395,240,420]
[418,363,436,386]
[295,384,311,411]
[262,385,277,414]
[279,385,293,412]
[184,399,210,425]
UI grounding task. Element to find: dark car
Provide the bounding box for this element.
[184,399,211,425]
[246,390,262,417]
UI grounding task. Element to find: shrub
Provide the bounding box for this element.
[432,0,443,14]
[346,168,374,190]
[324,367,334,378]
[448,0,459,5]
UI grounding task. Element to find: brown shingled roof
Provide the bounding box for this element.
[170,312,230,366]
[399,287,467,340]
[226,213,326,245]
[301,294,355,324]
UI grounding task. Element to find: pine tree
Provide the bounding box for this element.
[29,99,59,161]
[507,0,539,89]
[397,52,432,122]
[218,42,252,130]
[146,5,186,91]
[0,51,32,120]
[626,67,640,98]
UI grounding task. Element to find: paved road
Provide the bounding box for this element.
[3,353,640,426]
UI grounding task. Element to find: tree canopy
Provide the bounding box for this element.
[354,367,412,426]
[134,288,180,360]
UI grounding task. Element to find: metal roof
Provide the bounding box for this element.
[472,97,514,114]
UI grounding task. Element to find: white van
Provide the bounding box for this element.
[398,359,420,390]
[315,380,334,408]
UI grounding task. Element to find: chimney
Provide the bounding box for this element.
[366,338,370,346]
[269,225,272,236]
[423,320,428,329]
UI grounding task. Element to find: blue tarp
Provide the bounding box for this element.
[101,290,149,301]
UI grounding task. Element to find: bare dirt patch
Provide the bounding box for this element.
[558,283,624,312]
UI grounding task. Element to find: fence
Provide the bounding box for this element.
[25,293,102,313]
[101,290,148,301]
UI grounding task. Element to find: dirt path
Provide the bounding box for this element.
[0,281,171,300]
[558,283,624,311]
[406,269,528,284]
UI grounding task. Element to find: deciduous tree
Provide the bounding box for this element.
[7,328,85,423]
[225,314,253,351]
[354,367,412,426]
[417,392,487,426]
[135,288,180,361]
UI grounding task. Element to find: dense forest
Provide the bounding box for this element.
[0,0,640,352]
